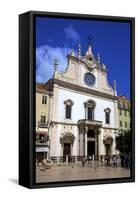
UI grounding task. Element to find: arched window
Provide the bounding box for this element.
[64,99,74,119]
[104,108,111,124]
[84,100,96,120]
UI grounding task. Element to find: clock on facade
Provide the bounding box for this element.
[84,72,95,86]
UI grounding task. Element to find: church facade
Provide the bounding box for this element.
[39,43,119,162]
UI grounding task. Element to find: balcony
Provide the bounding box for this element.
[38,121,48,128]
[35,133,49,147]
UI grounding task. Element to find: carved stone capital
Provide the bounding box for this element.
[85,126,88,132]
[98,128,101,135]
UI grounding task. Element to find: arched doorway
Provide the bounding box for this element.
[60,133,75,162]
[87,129,96,156]
[63,143,71,162]
[103,136,114,156]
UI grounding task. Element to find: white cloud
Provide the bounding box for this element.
[36,25,80,83]
[64,25,80,43]
[36,45,71,83]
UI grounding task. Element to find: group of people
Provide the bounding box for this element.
[120,154,131,168]
[103,155,118,167]
[81,154,119,168]
[103,154,131,168]
[81,156,96,168]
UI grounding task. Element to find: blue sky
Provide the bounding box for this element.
[36,16,130,98]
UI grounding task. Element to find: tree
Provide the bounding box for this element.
[115,130,131,154]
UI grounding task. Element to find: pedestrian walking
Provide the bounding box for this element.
[106,155,111,166]
[120,154,125,167]
[89,155,92,164]
[94,159,97,170]
[87,155,90,164]
[112,155,117,168]
[82,156,85,167]
[101,155,104,166]
[125,155,129,168]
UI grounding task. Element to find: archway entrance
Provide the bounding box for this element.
[103,136,114,156]
[60,132,75,162]
[105,144,111,156]
[87,129,96,156]
[63,143,71,162]
[87,141,95,156]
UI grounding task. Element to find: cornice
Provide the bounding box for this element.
[53,79,118,101]
[36,88,53,95]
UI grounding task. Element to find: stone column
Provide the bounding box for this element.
[79,128,83,156]
[97,128,101,160]
[85,127,88,158]
[71,144,73,161]
[66,155,68,165]
[114,99,118,129]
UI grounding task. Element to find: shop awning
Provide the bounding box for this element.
[36,147,49,152]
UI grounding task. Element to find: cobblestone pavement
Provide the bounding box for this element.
[36,162,130,183]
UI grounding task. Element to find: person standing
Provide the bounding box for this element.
[120,154,125,167]
[101,155,104,166]
[89,155,92,164]
[82,156,85,167]
[113,155,117,168]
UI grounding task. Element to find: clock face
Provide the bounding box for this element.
[84,73,95,86]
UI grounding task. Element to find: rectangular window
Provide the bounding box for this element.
[124,110,127,117]
[120,121,122,127]
[41,115,46,124]
[66,105,71,119]
[39,134,46,143]
[105,112,110,124]
[125,121,127,128]
[119,109,122,116]
[42,95,47,104]
[87,107,93,120]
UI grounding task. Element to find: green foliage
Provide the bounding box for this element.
[115,130,131,154]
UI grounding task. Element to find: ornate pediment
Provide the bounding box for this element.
[51,42,116,96]
[103,136,114,145]
[60,132,75,144]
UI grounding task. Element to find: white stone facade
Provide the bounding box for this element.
[45,44,119,161]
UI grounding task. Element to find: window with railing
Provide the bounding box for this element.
[41,115,46,123]
[38,114,47,127]
[36,134,49,144]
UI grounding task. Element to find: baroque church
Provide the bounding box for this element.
[39,42,119,162]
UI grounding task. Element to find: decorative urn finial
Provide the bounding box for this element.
[97,53,101,63]
[54,58,58,71]
[78,44,81,59]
